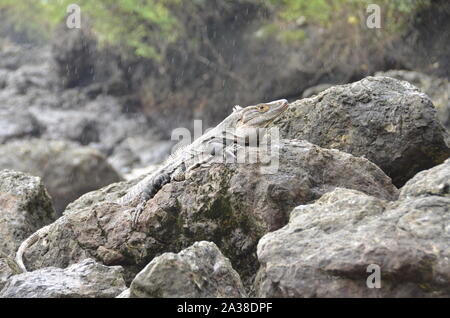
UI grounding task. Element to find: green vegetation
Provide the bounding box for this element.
[0,0,432,59]
[0,0,181,60]
[261,0,431,44]
[268,0,429,26]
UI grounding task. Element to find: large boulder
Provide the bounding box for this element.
[129,241,247,298]
[0,139,123,214]
[20,140,398,285]
[0,170,56,257]
[274,76,450,187]
[0,258,127,298]
[375,70,450,132]
[256,158,450,297]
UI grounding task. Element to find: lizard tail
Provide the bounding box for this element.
[15,225,50,272]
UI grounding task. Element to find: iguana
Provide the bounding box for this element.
[15,99,289,272]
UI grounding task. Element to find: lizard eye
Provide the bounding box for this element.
[258,105,269,112]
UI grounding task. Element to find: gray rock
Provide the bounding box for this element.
[256,160,450,297]
[400,157,450,199]
[6,64,53,94]
[30,108,100,146]
[0,139,123,214]
[130,241,247,298]
[0,258,127,298]
[0,252,21,291]
[376,70,450,131]
[0,108,42,144]
[274,76,450,186]
[20,140,398,285]
[0,170,56,257]
[0,43,50,71]
[0,69,9,89]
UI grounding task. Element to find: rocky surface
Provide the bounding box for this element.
[376,70,450,131]
[274,76,450,187]
[0,42,173,176]
[20,139,398,286]
[129,241,247,298]
[0,108,42,144]
[0,170,56,257]
[0,139,122,214]
[400,157,450,199]
[0,253,21,291]
[256,158,450,297]
[0,258,127,298]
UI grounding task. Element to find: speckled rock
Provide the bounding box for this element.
[0,258,126,298]
[376,70,450,131]
[400,157,450,199]
[129,241,247,298]
[255,158,450,297]
[0,252,21,291]
[274,76,450,186]
[0,170,56,257]
[0,139,122,214]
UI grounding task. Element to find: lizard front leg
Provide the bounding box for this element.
[130,172,171,228]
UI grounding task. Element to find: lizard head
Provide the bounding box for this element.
[238,99,289,127]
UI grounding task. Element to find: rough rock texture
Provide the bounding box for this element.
[274,76,450,187]
[256,158,450,297]
[129,241,247,298]
[0,139,122,214]
[0,170,56,257]
[0,252,21,291]
[21,140,398,285]
[400,157,450,199]
[0,258,127,298]
[376,70,450,131]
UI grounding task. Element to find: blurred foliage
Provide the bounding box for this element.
[267,0,430,26]
[0,0,433,59]
[262,0,432,44]
[0,0,181,60]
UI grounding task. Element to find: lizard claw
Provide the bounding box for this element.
[131,201,145,229]
[130,172,171,229]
